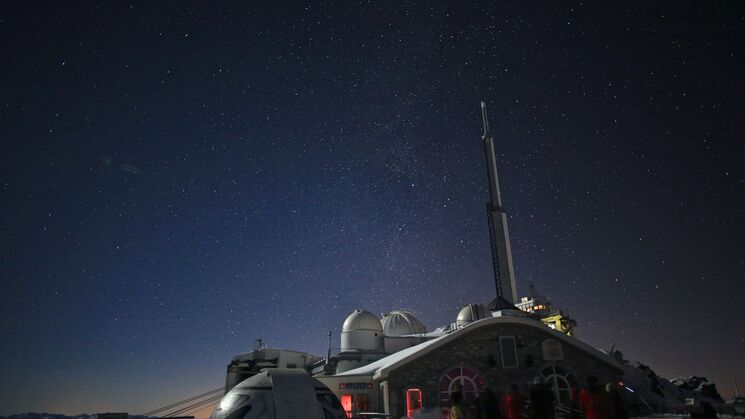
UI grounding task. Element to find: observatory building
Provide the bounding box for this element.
[218,103,623,418]
[317,310,621,419]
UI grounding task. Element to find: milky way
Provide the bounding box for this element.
[1,1,744,416]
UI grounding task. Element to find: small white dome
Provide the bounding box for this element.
[342,309,382,333]
[381,309,426,336]
[456,304,489,327]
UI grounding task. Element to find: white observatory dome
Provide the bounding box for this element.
[456,303,490,327]
[381,309,426,336]
[210,369,346,419]
[340,309,383,352]
[342,309,383,333]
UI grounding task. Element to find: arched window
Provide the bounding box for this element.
[534,363,579,404]
[438,365,487,406]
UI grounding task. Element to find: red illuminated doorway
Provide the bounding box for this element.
[340,393,370,418]
[406,388,423,418]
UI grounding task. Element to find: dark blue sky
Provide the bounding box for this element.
[1,1,744,416]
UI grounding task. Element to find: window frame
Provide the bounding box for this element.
[533,362,580,405]
[499,335,519,368]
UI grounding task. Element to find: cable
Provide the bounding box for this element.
[143,388,222,416]
[142,387,223,416]
[163,394,224,417]
[167,396,222,417]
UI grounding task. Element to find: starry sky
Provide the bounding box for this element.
[1,1,744,417]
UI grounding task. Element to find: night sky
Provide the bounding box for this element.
[1,1,744,416]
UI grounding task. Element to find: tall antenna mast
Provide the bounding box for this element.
[481,101,518,305]
[327,330,333,361]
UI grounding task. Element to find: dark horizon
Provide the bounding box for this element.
[1,1,744,416]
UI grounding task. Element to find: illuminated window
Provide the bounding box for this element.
[340,393,368,417]
[406,388,423,418]
[499,336,518,368]
[340,394,352,418]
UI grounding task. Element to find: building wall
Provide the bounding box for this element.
[386,322,622,418]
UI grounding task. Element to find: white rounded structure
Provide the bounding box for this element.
[210,369,346,419]
[456,303,490,327]
[340,309,383,352]
[381,309,426,336]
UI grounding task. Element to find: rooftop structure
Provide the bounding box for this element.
[380,309,426,337]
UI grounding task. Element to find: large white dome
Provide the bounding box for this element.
[381,309,426,336]
[342,309,383,333]
[340,310,384,352]
[456,303,490,327]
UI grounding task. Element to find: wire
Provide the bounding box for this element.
[143,388,222,416]
[168,396,222,417]
[163,394,224,417]
[142,387,223,416]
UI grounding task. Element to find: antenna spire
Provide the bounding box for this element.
[481,101,518,305]
[481,101,490,138]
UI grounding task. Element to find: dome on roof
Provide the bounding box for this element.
[342,309,382,332]
[381,309,426,336]
[341,310,383,352]
[456,304,490,327]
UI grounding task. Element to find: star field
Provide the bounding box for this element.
[1,1,744,416]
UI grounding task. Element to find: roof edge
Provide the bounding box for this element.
[374,316,621,379]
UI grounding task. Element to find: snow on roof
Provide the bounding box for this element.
[334,315,620,380]
[335,333,449,377]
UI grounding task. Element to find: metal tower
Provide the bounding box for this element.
[481,101,518,304]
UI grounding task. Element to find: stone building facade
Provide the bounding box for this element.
[376,317,622,418]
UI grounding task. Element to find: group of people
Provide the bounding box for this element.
[446,376,628,419]
[575,376,628,419]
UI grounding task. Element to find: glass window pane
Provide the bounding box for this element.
[500,336,518,368]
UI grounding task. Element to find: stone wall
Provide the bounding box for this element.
[386,322,622,418]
